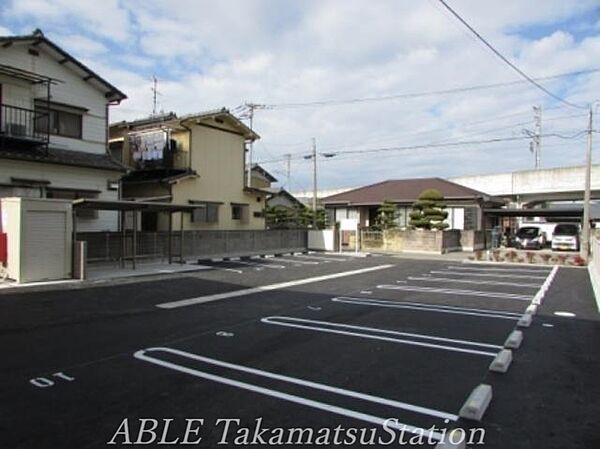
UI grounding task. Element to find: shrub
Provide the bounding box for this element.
[376,200,398,230]
[507,250,518,262]
[409,189,449,230]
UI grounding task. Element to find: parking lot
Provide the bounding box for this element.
[0,254,598,448]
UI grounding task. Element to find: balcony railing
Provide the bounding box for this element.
[0,104,49,147]
[132,149,189,170]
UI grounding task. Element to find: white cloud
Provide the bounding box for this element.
[5,0,132,42]
[2,0,599,188]
[53,34,109,57]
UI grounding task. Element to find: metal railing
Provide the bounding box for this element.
[131,149,189,170]
[0,104,49,144]
[361,231,383,241]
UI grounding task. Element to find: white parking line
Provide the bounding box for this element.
[273,258,320,265]
[408,276,541,288]
[447,266,552,274]
[135,347,451,440]
[295,255,347,262]
[331,296,522,320]
[231,260,286,269]
[156,264,394,309]
[377,284,533,301]
[430,270,548,280]
[261,316,501,356]
[199,265,244,274]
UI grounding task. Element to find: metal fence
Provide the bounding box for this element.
[78,229,308,263]
[361,231,383,242]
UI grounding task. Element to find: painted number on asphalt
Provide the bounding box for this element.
[29,372,75,388]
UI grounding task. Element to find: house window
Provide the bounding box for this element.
[231,204,249,223]
[396,206,408,228]
[35,104,83,139]
[191,204,219,224]
[335,207,347,222]
[464,207,478,230]
[232,205,242,220]
[347,208,359,220]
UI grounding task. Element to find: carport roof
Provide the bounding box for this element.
[72,198,197,212]
[483,208,584,218]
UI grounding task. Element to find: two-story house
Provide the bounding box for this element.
[0,29,127,231]
[109,109,267,231]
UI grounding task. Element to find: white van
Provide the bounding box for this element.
[551,223,580,251]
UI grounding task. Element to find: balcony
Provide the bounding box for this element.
[0,104,49,150]
[132,148,189,171]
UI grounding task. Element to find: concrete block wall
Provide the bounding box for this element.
[79,229,308,262]
[361,229,477,254]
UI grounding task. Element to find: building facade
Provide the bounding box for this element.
[322,178,503,230]
[110,110,267,231]
[0,29,127,232]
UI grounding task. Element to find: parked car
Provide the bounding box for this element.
[551,223,580,251]
[514,226,546,250]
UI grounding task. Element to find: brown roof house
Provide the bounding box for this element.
[322,177,503,231]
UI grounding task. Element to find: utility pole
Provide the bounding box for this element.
[523,105,543,169]
[311,138,317,229]
[246,104,254,188]
[581,106,593,261]
[533,105,542,169]
[241,103,269,188]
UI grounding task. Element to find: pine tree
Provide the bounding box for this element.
[409,189,449,230]
[375,200,398,230]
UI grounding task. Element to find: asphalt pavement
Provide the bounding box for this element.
[0,254,598,448]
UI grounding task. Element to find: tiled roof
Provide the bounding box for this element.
[322,177,493,205]
[0,146,127,172]
[0,29,126,102]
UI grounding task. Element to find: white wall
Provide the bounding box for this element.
[308,230,335,251]
[0,159,119,231]
[0,42,108,155]
[450,165,600,197]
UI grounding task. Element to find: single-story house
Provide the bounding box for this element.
[321,177,503,230]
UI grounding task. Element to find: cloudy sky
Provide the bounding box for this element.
[1,0,599,193]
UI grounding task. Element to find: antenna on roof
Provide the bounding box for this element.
[151,75,162,116]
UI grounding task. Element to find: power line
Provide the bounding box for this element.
[312,111,586,154]
[257,131,587,164]
[251,68,599,110]
[436,0,589,110]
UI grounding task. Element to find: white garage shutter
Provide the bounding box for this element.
[23,211,67,281]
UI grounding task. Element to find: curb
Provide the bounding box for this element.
[198,250,309,264]
[463,259,561,268]
[587,262,600,312]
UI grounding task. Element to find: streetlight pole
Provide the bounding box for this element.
[581,106,593,261]
[311,137,317,229]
